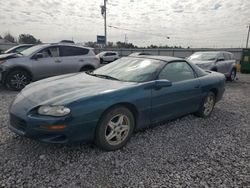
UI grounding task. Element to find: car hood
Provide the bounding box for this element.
[0,53,18,60]
[190,60,215,65]
[20,73,136,105]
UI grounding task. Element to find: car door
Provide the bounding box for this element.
[216,53,227,73]
[31,46,62,80]
[151,61,202,123]
[109,53,117,61]
[103,53,114,62]
[224,53,235,74]
[59,46,89,74]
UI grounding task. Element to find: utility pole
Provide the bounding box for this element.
[100,0,107,46]
[246,24,250,48]
[124,34,128,43]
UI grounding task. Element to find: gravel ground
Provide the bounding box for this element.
[0,74,250,188]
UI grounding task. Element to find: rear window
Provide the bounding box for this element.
[60,46,89,56]
[105,52,117,56]
[230,53,235,60]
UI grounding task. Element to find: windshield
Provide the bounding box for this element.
[21,45,47,56]
[188,52,219,61]
[92,57,164,82]
[4,46,18,53]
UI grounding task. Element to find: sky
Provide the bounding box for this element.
[0,0,250,48]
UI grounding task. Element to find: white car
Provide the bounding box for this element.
[96,51,120,63]
[0,43,100,90]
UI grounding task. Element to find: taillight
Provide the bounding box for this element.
[0,60,5,64]
[95,55,100,62]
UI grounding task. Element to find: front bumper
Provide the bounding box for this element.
[9,113,97,144]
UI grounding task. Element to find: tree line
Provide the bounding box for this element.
[0,32,42,44]
[84,41,185,49]
[0,32,186,48]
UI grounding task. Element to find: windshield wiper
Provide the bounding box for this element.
[86,72,120,81]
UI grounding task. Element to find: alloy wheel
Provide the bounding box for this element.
[10,73,29,90]
[230,69,236,81]
[203,95,215,116]
[105,114,130,146]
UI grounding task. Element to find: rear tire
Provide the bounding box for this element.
[195,91,215,118]
[228,68,236,81]
[95,106,135,151]
[5,70,31,91]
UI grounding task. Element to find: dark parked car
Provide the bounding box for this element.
[9,56,225,151]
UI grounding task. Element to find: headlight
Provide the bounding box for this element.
[38,105,71,117]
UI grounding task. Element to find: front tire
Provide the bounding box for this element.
[95,106,135,151]
[195,92,216,118]
[5,70,31,91]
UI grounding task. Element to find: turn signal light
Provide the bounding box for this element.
[40,125,67,130]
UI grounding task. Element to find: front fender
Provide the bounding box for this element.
[0,65,33,83]
[67,85,152,131]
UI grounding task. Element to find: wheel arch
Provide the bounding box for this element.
[209,88,218,100]
[3,66,33,82]
[98,102,139,128]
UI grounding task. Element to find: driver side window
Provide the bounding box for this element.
[39,47,59,58]
[159,61,195,82]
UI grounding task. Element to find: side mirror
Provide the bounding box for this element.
[155,79,172,89]
[33,53,43,60]
[217,58,224,62]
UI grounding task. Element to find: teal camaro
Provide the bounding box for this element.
[9,56,226,151]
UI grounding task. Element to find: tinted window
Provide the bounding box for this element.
[230,53,235,60]
[159,61,195,82]
[188,52,219,61]
[223,53,231,60]
[39,47,59,58]
[218,53,224,60]
[15,46,30,53]
[60,46,89,56]
[105,52,116,56]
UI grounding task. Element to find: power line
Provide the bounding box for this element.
[108,25,170,39]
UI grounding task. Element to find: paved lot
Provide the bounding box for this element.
[0,74,250,188]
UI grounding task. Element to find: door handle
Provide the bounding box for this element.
[194,85,200,88]
[55,60,61,63]
[79,59,84,62]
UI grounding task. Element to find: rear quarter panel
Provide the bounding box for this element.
[198,72,225,102]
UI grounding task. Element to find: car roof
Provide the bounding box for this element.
[100,51,118,53]
[35,43,94,50]
[130,55,183,62]
[15,44,34,47]
[194,51,232,54]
